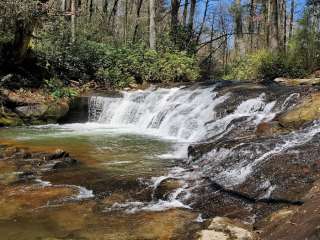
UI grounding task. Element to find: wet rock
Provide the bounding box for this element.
[198,217,255,240]
[274,77,320,86]
[0,88,70,126]
[153,179,182,200]
[0,185,77,220]
[47,149,69,160]
[255,122,285,137]
[277,92,320,129]
[45,201,97,232]
[58,96,89,124]
[44,101,69,121]
[258,180,320,240]
[52,157,78,169]
[0,107,22,126]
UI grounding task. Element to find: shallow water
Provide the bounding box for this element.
[0,124,200,240]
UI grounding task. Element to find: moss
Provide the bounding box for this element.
[0,114,23,127]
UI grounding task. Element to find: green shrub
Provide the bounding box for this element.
[223,50,306,81]
[44,78,78,99]
[36,35,200,88]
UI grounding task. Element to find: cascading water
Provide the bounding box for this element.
[88,87,279,143]
[87,86,312,211]
[89,87,227,142]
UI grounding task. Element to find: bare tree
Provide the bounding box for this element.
[188,0,196,34]
[183,0,189,27]
[268,0,280,51]
[71,0,76,42]
[133,0,144,42]
[234,0,245,57]
[171,0,180,38]
[149,0,156,49]
[289,0,294,39]
[196,0,210,44]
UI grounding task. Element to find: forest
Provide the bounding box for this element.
[1,0,319,91]
[3,1,320,240]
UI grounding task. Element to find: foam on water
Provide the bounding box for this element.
[213,122,320,186]
[34,179,94,201]
[206,93,277,139]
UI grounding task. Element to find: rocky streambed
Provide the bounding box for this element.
[1,81,320,239]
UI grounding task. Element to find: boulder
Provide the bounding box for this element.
[277,93,320,129]
[198,217,255,240]
[43,100,69,121]
[15,104,48,118]
[0,107,22,126]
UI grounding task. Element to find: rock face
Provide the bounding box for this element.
[186,82,320,239]
[198,217,255,240]
[15,104,48,118]
[258,180,320,240]
[277,92,320,129]
[0,88,70,126]
[58,96,89,123]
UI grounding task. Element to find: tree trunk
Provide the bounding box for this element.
[149,0,156,49]
[108,0,119,32]
[188,0,196,34]
[268,0,279,51]
[171,0,180,38]
[289,0,294,39]
[124,0,128,44]
[249,0,256,51]
[133,0,144,43]
[13,19,35,63]
[183,0,189,27]
[71,0,76,43]
[61,0,66,11]
[234,0,245,57]
[283,0,287,51]
[196,0,209,44]
[103,0,108,13]
[278,0,286,51]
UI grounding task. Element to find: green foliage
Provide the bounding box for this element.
[35,30,200,88]
[44,78,78,99]
[223,50,306,81]
[286,10,320,71]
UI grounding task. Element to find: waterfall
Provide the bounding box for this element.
[88,86,320,189]
[88,87,277,143]
[89,87,222,141]
[85,86,320,211]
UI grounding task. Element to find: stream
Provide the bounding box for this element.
[1,84,320,239]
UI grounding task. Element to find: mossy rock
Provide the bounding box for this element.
[277,93,320,129]
[0,108,23,127]
[43,101,69,121]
